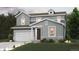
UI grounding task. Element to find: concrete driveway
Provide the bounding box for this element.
[0,42,29,51]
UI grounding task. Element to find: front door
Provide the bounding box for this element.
[37,28,41,40]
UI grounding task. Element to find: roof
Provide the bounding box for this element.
[11,26,32,29]
[29,12,66,17]
[11,25,31,29]
[15,25,30,27]
[29,11,66,15]
[55,11,66,14]
[29,13,48,15]
[15,11,30,18]
[30,19,65,27]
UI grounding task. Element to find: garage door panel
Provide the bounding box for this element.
[13,30,34,42]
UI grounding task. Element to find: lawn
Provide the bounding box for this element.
[12,43,79,51]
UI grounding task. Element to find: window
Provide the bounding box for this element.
[30,17,36,23]
[48,26,56,37]
[21,16,25,25]
[36,17,42,22]
[57,16,61,23]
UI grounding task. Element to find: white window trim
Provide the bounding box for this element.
[57,16,61,23]
[36,17,42,22]
[48,26,56,37]
[21,16,26,25]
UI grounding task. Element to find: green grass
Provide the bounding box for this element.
[12,43,79,51]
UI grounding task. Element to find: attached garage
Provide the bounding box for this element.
[12,27,34,42]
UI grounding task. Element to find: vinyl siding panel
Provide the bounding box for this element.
[31,20,65,40]
[16,13,30,26]
[30,15,66,24]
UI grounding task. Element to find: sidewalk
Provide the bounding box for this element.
[0,42,29,51]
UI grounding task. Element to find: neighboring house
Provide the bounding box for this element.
[11,9,66,42]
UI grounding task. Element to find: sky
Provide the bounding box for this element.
[0,7,74,15]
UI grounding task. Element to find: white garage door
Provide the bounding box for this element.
[13,30,34,42]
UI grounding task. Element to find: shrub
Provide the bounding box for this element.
[41,38,55,43]
[66,35,72,40]
[8,34,13,41]
[49,39,54,43]
[58,39,65,43]
[54,39,59,43]
[41,38,48,43]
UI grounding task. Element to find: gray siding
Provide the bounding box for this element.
[30,17,36,23]
[41,16,57,21]
[32,20,65,40]
[47,21,65,39]
[16,13,30,26]
[30,15,66,25]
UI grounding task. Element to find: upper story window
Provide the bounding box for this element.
[36,17,42,22]
[30,17,36,23]
[57,16,61,23]
[21,16,26,25]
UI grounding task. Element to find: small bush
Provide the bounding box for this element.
[66,35,72,40]
[49,39,54,43]
[41,38,55,43]
[41,38,48,43]
[54,39,59,43]
[58,39,65,43]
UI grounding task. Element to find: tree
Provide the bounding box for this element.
[67,7,79,39]
[0,13,16,39]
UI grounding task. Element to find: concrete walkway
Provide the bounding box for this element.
[0,42,29,51]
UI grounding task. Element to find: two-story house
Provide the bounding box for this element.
[11,9,66,42]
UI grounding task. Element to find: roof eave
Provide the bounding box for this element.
[30,14,66,17]
[15,12,30,18]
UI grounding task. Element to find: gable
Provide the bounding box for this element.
[16,12,30,26]
[15,12,29,18]
[30,19,65,39]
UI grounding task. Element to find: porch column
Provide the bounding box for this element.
[31,27,34,40]
[35,28,37,40]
